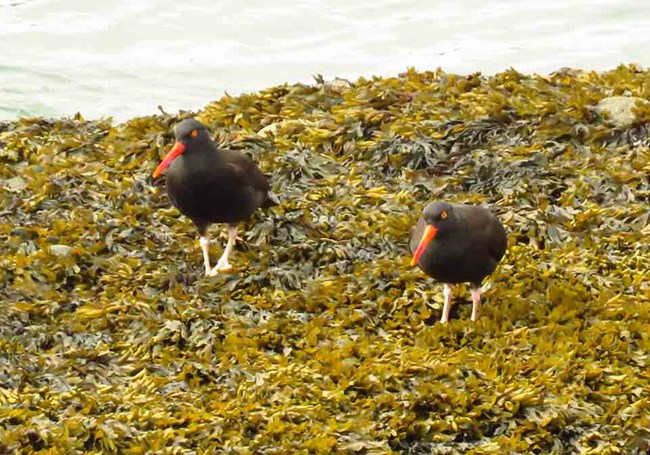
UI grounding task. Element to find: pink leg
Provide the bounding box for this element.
[441,284,453,323]
[199,236,211,275]
[471,288,481,322]
[207,225,237,276]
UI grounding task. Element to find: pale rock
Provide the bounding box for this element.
[596,96,649,128]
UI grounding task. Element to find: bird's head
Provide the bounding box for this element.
[152,119,211,178]
[410,201,455,266]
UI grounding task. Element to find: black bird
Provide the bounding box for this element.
[409,201,507,323]
[153,119,277,276]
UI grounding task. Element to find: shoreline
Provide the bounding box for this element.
[1,63,646,125]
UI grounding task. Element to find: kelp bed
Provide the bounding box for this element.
[0,65,649,454]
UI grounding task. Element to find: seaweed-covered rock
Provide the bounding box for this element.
[0,65,648,454]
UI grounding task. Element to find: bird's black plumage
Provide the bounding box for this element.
[409,201,507,322]
[410,202,506,287]
[164,119,275,235]
[153,118,276,275]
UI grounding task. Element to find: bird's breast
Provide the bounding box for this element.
[417,239,490,284]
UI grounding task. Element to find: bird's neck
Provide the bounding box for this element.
[182,142,224,170]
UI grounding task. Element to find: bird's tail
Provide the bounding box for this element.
[262,173,280,208]
[263,190,280,208]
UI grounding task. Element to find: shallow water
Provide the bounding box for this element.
[0,0,648,121]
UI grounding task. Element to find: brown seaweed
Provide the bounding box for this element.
[0,65,648,454]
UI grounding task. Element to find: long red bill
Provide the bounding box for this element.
[152,142,186,178]
[410,225,438,266]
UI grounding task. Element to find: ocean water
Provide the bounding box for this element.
[0,0,648,121]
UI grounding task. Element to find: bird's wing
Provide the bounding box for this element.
[222,150,271,193]
[408,216,427,255]
[456,206,507,260]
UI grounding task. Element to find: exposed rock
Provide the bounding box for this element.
[49,244,73,257]
[2,176,26,192]
[596,96,650,128]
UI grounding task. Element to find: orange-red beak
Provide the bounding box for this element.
[152,142,186,178]
[410,225,438,266]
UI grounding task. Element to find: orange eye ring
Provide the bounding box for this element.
[440,211,448,220]
[190,130,198,139]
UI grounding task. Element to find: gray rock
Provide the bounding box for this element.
[50,244,73,257]
[2,176,27,192]
[596,96,649,128]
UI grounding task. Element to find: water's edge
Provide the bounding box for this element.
[1,0,648,121]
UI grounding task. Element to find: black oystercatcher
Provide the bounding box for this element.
[153,119,277,276]
[409,201,507,323]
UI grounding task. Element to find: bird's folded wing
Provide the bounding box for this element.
[225,155,271,193]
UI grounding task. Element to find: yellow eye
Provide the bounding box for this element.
[190,130,198,139]
[440,211,448,220]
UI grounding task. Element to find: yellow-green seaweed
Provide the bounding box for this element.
[0,65,649,454]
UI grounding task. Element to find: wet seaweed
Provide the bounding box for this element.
[0,65,649,453]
